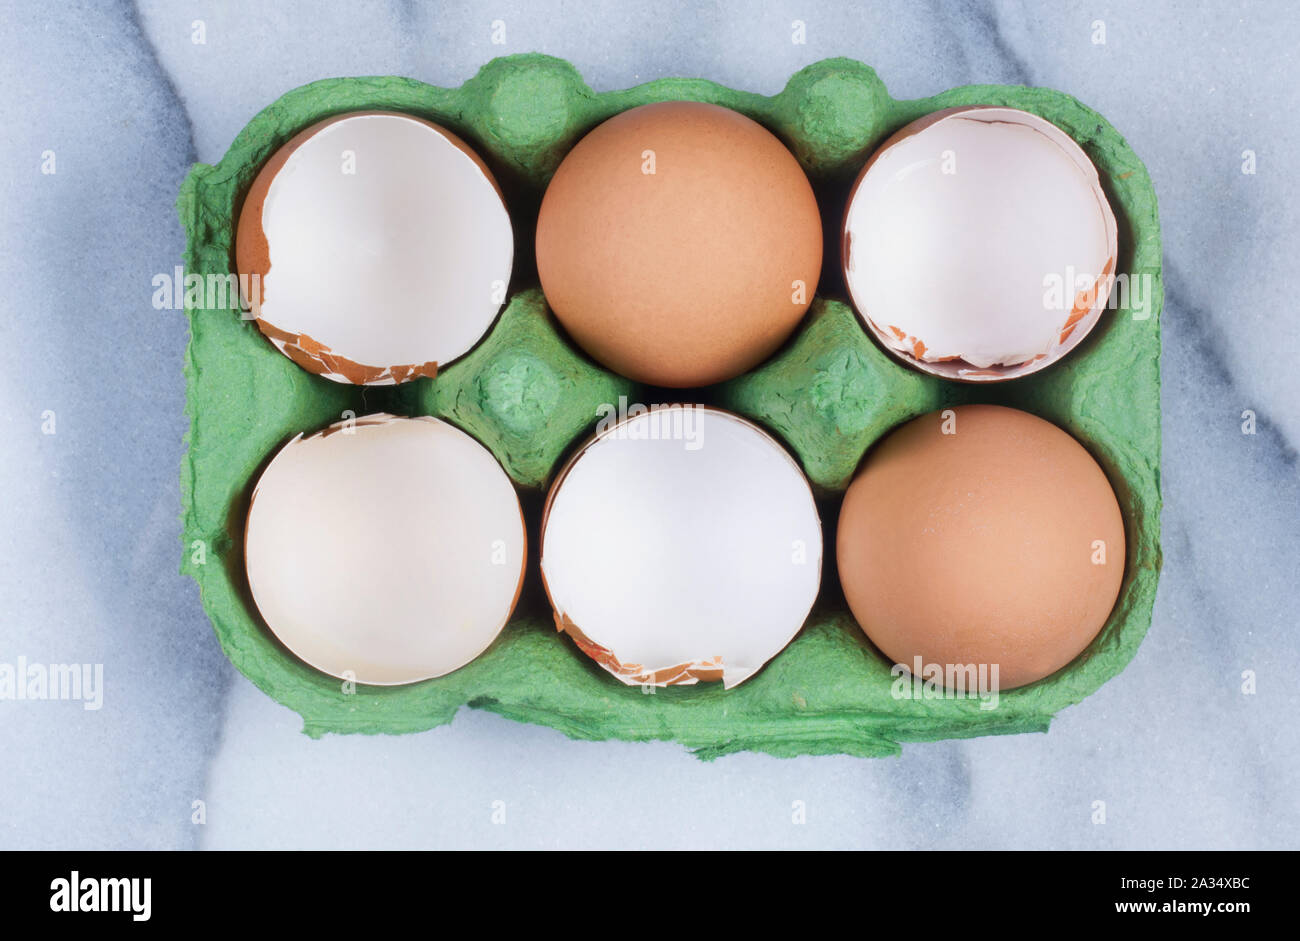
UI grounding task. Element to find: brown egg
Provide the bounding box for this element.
[535,101,823,387]
[836,405,1125,690]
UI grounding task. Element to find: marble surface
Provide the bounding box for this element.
[2,0,1297,849]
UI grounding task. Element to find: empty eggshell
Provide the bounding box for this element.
[236,112,513,384]
[842,106,1118,381]
[540,406,822,688]
[836,404,1126,690]
[244,414,526,685]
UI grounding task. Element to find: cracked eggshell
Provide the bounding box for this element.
[236,112,513,385]
[539,406,823,688]
[842,106,1118,382]
[243,414,526,685]
[836,405,1125,690]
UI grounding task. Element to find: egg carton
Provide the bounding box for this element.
[177,54,1162,759]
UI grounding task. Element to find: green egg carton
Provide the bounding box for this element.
[177,54,1162,759]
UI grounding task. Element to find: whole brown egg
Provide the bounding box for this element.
[836,405,1126,691]
[535,101,823,387]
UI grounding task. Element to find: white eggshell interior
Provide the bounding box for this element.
[843,108,1113,368]
[260,113,513,372]
[244,414,525,685]
[541,409,823,688]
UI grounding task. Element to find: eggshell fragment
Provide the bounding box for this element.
[236,112,513,384]
[535,101,823,387]
[244,414,526,685]
[836,405,1125,690]
[540,406,822,688]
[842,107,1118,381]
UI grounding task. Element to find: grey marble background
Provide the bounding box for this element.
[1,0,1296,849]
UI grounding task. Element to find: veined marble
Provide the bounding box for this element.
[0,0,1295,849]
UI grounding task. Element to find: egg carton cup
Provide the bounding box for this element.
[177,54,1162,759]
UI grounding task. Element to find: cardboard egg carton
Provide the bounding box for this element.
[177,54,1162,758]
